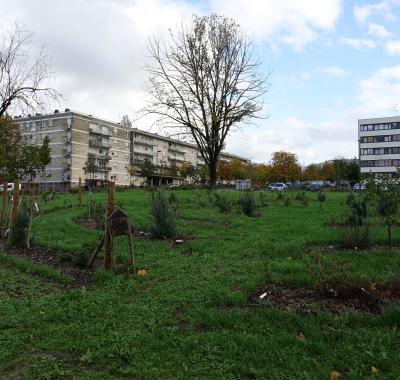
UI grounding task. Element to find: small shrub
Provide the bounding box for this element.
[337,223,372,249]
[295,191,309,207]
[306,252,349,292]
[74,242,95,268]
[239,191,257,216]
[259,192,269,207]
[211,192,232,213]
[92,201,106,229]
[10,206,29,247]
[276,192,284,202]
[168,192,178,204]
[149,190,176,239]
[317,191,326,208]
[345,192,367,226]
[283,194,291,207]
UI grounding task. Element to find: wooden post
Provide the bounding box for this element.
[1,181,8,225]
[104,181,115,269]
[78,177,83,208]
[9,179,20,241]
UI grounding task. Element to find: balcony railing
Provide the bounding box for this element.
[89,140,110,148]
[89,128,110,136]
[94,165,112,172]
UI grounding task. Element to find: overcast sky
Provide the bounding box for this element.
[2,0,400,164]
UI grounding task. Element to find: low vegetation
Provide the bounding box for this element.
[0,189,399,379]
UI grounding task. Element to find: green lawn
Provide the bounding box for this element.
[0,189,399,379]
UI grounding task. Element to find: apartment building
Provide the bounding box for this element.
[15,110,131,189]
[131,129,247,186]
[14,110,249,188]
[359,116,400,177]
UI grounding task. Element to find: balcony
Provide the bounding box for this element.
[89,128,110,136]
[134,150,153,158]
[135,140,154,148]
[168,146,184,154]
[89,140,110,148]
[168,155,185,162]
[94,165,112,172]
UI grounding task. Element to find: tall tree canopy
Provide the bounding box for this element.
[145,14,268,185]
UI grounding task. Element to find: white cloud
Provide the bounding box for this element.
[356,65,400,115]
[319,66,349,76]
[367,23,393,38]
[225,116,357,164]
[354,1,398,23]
[341,37,376,49]
[209,0,343,51]
[385,40,400,55]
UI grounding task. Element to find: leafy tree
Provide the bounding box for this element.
[320,161,336,181]
[139,158,156,185]
[334,157,360,185]
[83,153,97,185]
[303,164,320,181]
[366,177,400,246]
[270,151,301,182]
[145,14,268,185]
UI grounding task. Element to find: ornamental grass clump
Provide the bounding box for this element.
[239,191,257,216]
[211,192,232,213]
[149,190,176,239]
[10,206,30,248]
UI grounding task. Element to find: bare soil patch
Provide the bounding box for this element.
[0,242,94,287]
[249,282,400,315]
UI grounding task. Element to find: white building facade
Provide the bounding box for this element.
[359,116,400,176]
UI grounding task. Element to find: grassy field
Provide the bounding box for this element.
[0,189,399,379]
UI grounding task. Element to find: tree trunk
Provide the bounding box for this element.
[78,177,83,208]
[1,182,8,226]
[104,181,115,270]
[388,224,392,248]
[208,160,217,187]
[9,178,20,243]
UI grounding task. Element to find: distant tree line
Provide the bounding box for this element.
[215,151,360,186]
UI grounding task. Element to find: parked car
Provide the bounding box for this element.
[0,182,21,192]
[306,182,323,191]
[353,182,366,192]
[267,183,288,192]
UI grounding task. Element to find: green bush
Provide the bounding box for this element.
[337,223,372,249]
[10,206,29,248]
[74,242,95,268]
[149,191,176,239]
[283,194,291,207]
[211,192,232,213]
[345,192,367,226]
[258,192,269,207]
[239,191,257,216]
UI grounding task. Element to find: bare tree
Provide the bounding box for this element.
[144,14,268,185]
[0,24,60,117]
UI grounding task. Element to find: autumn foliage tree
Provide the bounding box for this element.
[270,151,301,182]
[145,14,268,186]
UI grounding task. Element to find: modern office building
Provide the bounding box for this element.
[14,109,248,189]
[359,116,400,176]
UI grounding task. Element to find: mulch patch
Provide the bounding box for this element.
[0,242,94,287]
[248,282,400,315]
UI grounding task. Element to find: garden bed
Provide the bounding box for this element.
[0,242,94,287]
[249,282,400,315]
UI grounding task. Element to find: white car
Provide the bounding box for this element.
[267,183,288,192]
[0,183,20,192]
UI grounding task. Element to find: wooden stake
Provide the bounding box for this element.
[78,177,83,208]
[1,181,8,225]
[128,225,136,274]
[9,178,20,241]
[104,181,115,269]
